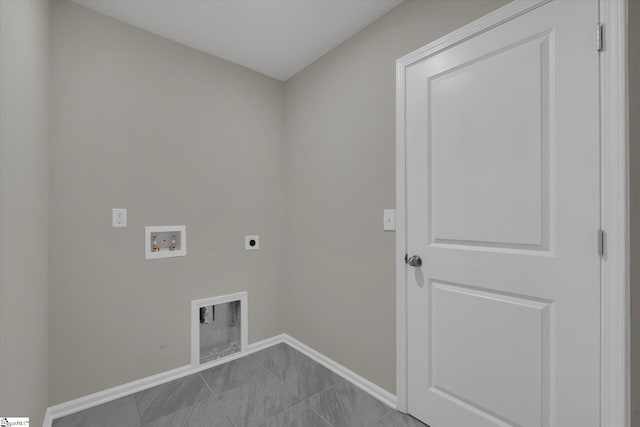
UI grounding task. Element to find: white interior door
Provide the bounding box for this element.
[404,1,600,426]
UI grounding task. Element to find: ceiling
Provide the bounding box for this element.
[70,0,404,81]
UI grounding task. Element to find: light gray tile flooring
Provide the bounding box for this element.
[52,343,428,427]
[135,373,212,424]
[51,395,140,427]
[307,380,390,427]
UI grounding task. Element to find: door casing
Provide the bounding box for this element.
[394,0,629,425]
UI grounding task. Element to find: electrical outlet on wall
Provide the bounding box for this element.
[112,208,127,228]
[245,235,259,250]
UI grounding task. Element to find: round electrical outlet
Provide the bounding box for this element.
[245,235,259,250]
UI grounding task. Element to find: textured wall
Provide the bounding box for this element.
[283,0,508,394]
[49,0,286,404]
[0,0,50,424]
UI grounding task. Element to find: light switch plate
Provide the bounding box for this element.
[384,209,396,231]
[112,208,127,228]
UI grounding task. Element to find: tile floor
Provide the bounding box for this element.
[52,343,428,427]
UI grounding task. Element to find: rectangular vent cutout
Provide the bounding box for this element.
[191,292,248,367]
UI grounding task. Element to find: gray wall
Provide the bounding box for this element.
[11,0,637,415]
[0,0,50,424]
[50,0,286,405]
[630,0,640,425]
[282,0,508,394]
[49,0,512,405]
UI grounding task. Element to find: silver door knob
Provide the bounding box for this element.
[407,255,422,267]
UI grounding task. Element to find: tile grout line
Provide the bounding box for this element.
[257,353,340,426]
[249,345,357,427]
[197,372,216,396]
[246,354,304,427]
[367,407,393,427]
[303,379,346,427]
[249,352,304,400]
[250,345,344,403]
[138,374,225,427]
[132,394,144,427]
[303,377,394,427]
[210,363,272,398]
[302,400,337,427]
[288,352,349,427]
[201,357,292,427]
[198,372,239,427]
[248,351,329,427]
[303,378,345,403]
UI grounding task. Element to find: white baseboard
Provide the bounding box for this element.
[43,363,192,427]
[42,334,286,427]
[43,333,396,427]
[282,334,397,409]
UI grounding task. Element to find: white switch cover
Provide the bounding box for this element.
[245,235,259,250]
[383,209,396,231]
[112,208,127,228]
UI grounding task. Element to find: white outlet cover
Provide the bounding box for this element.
[245,235,259,250]
[112,208,127,228]
[383,209,396,231]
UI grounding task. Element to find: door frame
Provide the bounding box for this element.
[394,0,629,425]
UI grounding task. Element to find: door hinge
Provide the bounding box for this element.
[598,229,606,257]
[596,23,603,52]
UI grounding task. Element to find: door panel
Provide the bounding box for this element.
[430,281,551,427]
[430,32,550,250]
[404,1,600,426]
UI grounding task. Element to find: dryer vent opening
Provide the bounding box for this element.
[198,300,241,364]
[191,292,247,367]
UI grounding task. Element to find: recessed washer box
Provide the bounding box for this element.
[145,225,186,259]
